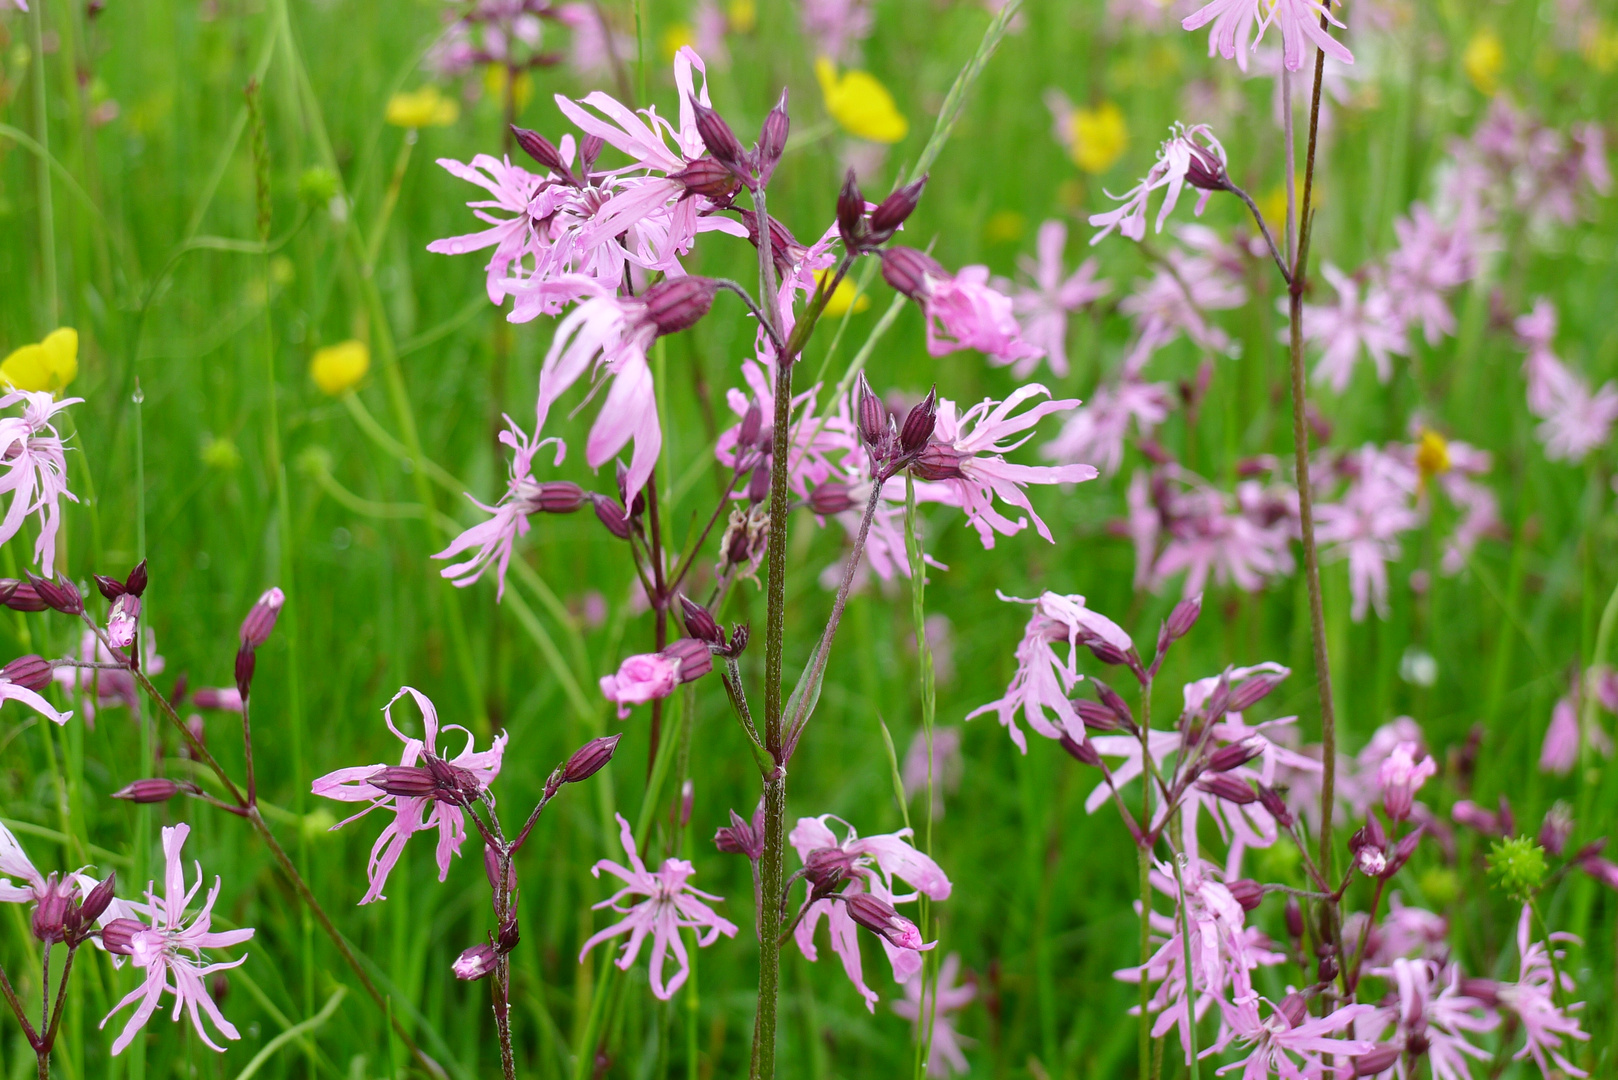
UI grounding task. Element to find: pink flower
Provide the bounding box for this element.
[881,248,1043,365]
[426,153,551,305]
[311,687,507,904]
[892,953,976,1077]
[556,4,631,79]
[1302,264,1408,392]
[578,813,737,1000]
[436,419,572,599]
[1005,220,1111,378]
[51,629,165,724]
[1315,446,1422,621]
[1377,741,1436,822]
[789,815,951,1011]
[100,823,255,1055]
[1140,470,1297,599]
[1518,324,1618,463]
[0,391,81,577]
[1088,124,1229,244]
[1042,375,1174,478]
[1217,993,1377,1079]
[901,726,963,816]
[1117,234,1247,360]
[0,666,72,726]
[968,590,1133,753]
[1538,687,1611,775]
[599,639,711,719]
[801,0,872,61]
[914,386,1096,547]
[1384,204,1471,346]
[1181,0,1351,73]
[1360,959,1498,1080]
[1498,907,1590,1077]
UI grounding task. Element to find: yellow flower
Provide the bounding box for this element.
[1068,102,1127,175]
[310,340,371,396]
[385,86,460,129]
[661,24,695,62]
[1258,173,1313,238]
[1415,429,1451,489]
[727,0,757,33]
[482,66,533,113]
[1583,21,1618,73]
[814,270,870,317]
[1464,28,1504,95]
[1,327,79,394]
[815,58,908,144]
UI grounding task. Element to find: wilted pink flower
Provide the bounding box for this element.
[1005,220,1110,378]
[967,591,1132,752]
[1088,124,1228,244]
[100,823,255,1055]
[1497,907,1590,1077]
[599,639,711,719]
[1302,264,1408,392]
[436,419,570,598]
[311,687,507,904]
[790,815,950,1010]
[579,813,736,1000]
[892,953,976,1077]
[1377,741,1436,822]
[882,248,1042,365]
[1042,375,1174,478]
[1315,445,1422,621]
[0,391,82,577]
[915,386,1095,547]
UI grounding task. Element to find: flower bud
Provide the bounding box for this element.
[662,637,713,684]
[836,169,866,252]
[1072,697,1123,732]
[738,403,762,450]
[1317,953,1339,983]
[0,580,47,612]
[1538,801,1573,856]
[715,806,765,859]
[484,844,518,892]
[844,892,926,950]
[1354,1046,1402,1077]
[1227,879,1264,911]
[868,175,927,242]
[1284,896,1304,939]
[1205,737,1263,774]
[497,913,521,954]
[1057,731,1101,767]
[510,126,578,185]
[580,134,604,172]
[193,686,243,712]
[528,481,586,514]
[803,847,856,895]
[880,246,942,300]
[1184,142,1227,192]
[1090,678,1134,729]
[1203,670,1233,720]
[1166,594,1202,640]
[679,595,723,645]
[910,444,967,482]
[74,873,117,929]
[1195,773,1257,805]
[747,460,772,504]
[898,388,938,456]
[1257,784,1295,828]
[1451,799,1502,836]
[1386,826,1423,877]
[100,917,146,955]
[564,733,621,784]
[453,943,499,981]
[853,372,888,450]
[125,560,149,598]
[1354,846,1388,878]
[94,574,126,601]
[234,645,256,699]
[643,277,719,336]
[1081,633,1130,668]
[240,587,285,648]
[1278,992,1308,1027]
[368,765,441,798]
[107,594,142,650]
[112,778,189,804]
[679,778,694,828]
[2,654,54,692]
[690,100,750,176]
[27,573,83,616]
[807,482,858,516]
[31,875,74,944]
[592,496,633,540]
[671,157,741,199]
[1227,672,1285,713]
[756,89,789,186]
[1458,978,1501,1008]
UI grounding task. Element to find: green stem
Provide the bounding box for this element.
[28,0,58,324]
[1168,855,1201,1080]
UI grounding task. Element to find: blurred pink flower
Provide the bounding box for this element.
[556,4,631,79]
[882,248,1043,365]
[436,419,569,598]
[1359,959,1498,1079]
[579,813,736,1000]
[1042,375,1174,477]
[1377,741,1436,822]
[902,726,963,816]
[1139,470,1297,599]
[1005,220,1111,378]
[1181,0,1350,72]
[1315,446,1422,621]
[52,629,165,725]
[892,953,976,1077]
[1498,907,1590,1077]
[1539,696,1579,775]
[1088,124,1228,244]
[311,687,506,904]
[0,390,81,578]
[1383,204,1471,346]
[599,640,710,719]
[801,0,872,61]
[101,824,255,1055]
[1302,264,1408,392]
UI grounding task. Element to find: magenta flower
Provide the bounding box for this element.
[716,357,859,499]
[1361,959,1498,1080]
[892,953,976,1077]
[100,824,255,1055]
[1088,124,1229,244]
[1139,469,1297,599]
[599,639,712,719]
[1042,375,1173,478]
[426,153,551,305]
[1377,741,1436,823]
[1384,204,1471,346]
[1005,220,1111,378]
[1217,993,1377,1079]
[1498,907,1591,1076]
[967,590,1133,753]
[881,247,1043,365]
[436,418,571,599]
[914,386,1095,547]
[789,815,951,1011]
[578,813,737,1000]
[0,664,72,726]
[1302,264,1408,392]
[311,687,507,904]
[1315,446,1422,621]
[0,390,81,577]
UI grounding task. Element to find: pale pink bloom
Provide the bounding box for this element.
[1498,907,1590,1077]
[105,593,140,650]
[1117,239,1247,360]
[426,154,550,305]
[1437,462,1499,574]
[1384,204,1471,346]
[902,726,963,816]
[599,640,711,719]
[1089,124,1228,244]
[0,822,75,911]
[917,386,1096,547]
[51,629,165,724]
[892,953,976,1077]
[1042,376,1173,477]
[693,0,729,67]
[1004,220,1110,378]
[1539,691,1610,775]
[1315,445,1422,621]
[1181,0,1349,71]
[1377,741,1436,822]
[885,250,1043,365]
[1515,297,1558,358]
[1523,354,1618,463]
[1360,959,1498,1080]
[311,687,507,904]
[967,590,1132,753]
[1302,264,1408,392]
[801,0,872,61]
[435,419,568,598]
[556,4,631,79]
[0,669,72,726]
[0,391,81,577]
[789,815,950,1010]
[1143,471,1296,598]
[715,357,858,498]
[101,824,255,1055]
[191,687,244,712]
[578,813,736,1000]
[1216,993,1377,1079]
[1343,895,1449,967]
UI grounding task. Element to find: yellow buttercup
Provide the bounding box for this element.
[815,58,908,144]
[814,270,870,317]
[386,86,460,129]
[1,328,79,395]
[310,340,371,396]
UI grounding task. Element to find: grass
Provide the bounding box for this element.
[0,0,1615,1076]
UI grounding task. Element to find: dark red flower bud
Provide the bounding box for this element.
[803,846,856,895]
[1195,773,1257,805]
[1258,784,1295,828]
[124,560,149,598]
[690,100,750,175]
[844,892,925,950]
[1284,896,1304,939]
[234,646,256,699]
[715,806,766,859]
[747,460,772,503]
[1184,142,1227,192]
[564,734,621,784]
[1090,679,1135,728]
[368,765,440,798]
[1072,697,1123,732]
[2,654,54,692]
[679,596,724,645]
[112,778,189,803]
[898,387,938,456]
[240,587,285,648]
[881,246,943,300]
[1205,738,1263,774]
[1385,826,1424,877]
[1228,673,1285,713]
[483,844,518,892]
[836,169,866,252]
[1203,670,1233,720]
[1058,731,1102,767]
[868,174,927,242]
[1082,633,1131,667]
[643,277,719,336]
[910,444,967,482]
[94,574,126,601]
[100,917,146,955]
[756,89,789,186]
[662,637,713,684]
[497,913,521,954]
[854,372,888,450]
[531,481,588,514]
[1450,799,1502,835]
[807,482,858,516]
[74,873,117,929]
[1317,953,1339,983]
[580,134,604,172]
[592,496,633,540]
[27,573,83,616]
[1458,978,1500,1008]
[1166,594,1202,639]
[1354,1045,1402,1075]
[453,942,499,981]
[1277,992,1308,1027]
[0,580,47,612]
[671,157,741,199]
[1227,879,1264,911]
[511,126,578,185]
[1495,794,1516,839]
[738,403,762,450]
[32,875,74,944]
